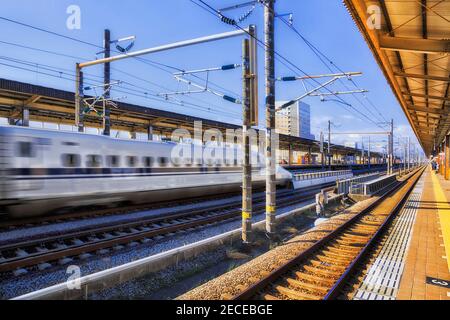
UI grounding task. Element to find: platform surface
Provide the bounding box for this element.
[397,167,450,300]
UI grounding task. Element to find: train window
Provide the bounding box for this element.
[62,154,80,167]
[157,157,168,167]
[127,156,138,167]
[143,157,154,167]
[16,141,34,158]
[86,154,102,167]
[107,155,121,167]
[62,141,79,146]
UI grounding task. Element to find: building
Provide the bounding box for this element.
[275,101,315,140]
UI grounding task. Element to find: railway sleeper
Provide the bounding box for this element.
[303,265,342,278]
[327,245,360,254]
[356,220,382,227]
[274,285,322,300]
[285,277,329,295]
[334,238,366,246]
[261,294,281,300]
[322,249,356,259]
[310,259,347,272]
[316,254,351,265]
[339,235,370,243]
[294,271,336,286]
[340,232,371,240]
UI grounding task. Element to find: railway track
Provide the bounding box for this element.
[0,188,271,231]
[0,184,335,274]
[231,167,424,300]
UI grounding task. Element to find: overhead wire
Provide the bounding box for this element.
[259,1,390,126]
[0,16,242,108]
[0,56,241,119]
[190,0,387,130]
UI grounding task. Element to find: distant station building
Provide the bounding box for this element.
[275,101,315,140]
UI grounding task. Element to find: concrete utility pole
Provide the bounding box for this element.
[361,137,364,166]
[320,132,325,169]
[264,0,277,237]
[407,136,411,171]
[75,65,84,132]
[103,29,111,136]
[368,136,371,170]
[241,38,252,243]
[403,139,407,174]
[328,120,331,171]
[388,119,394,174]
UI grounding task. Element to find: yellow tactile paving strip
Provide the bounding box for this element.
[430,172,450,272]
[397,168,450,300]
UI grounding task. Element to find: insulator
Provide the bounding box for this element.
[281,100,296,109]
[221,64,238,70]
[221,15,236,25]
[280,76,297,82]
[223,95,238,104]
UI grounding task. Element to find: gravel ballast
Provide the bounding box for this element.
[178,196,379,300]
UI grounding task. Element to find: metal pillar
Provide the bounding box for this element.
[75,64,84,132]
[308,147,312,165]
[368,136,371,170]
[445,135,450,180]
[288,144,293,165]
[264,0,276,237]
[148,125,154,141]
[242,38,252,243]
[22,107,29,127]
[103,29,111,136]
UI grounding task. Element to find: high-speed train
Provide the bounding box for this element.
[0,126,292,217]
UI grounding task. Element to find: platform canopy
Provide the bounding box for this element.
[344,0,450,155]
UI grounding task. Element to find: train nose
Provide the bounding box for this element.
[276,165,293,181]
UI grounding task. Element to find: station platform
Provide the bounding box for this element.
[355,167,450,300]
[396,168,450,300]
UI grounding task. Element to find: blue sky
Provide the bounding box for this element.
[0,0,421,154]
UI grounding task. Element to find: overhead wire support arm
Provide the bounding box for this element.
[159,63,242,104]
[78,28,251,68]
[174,64,241,76]
[159,75,242,104]
[308,89,368,97]
[276,72,362,81]
[276,72,367,110]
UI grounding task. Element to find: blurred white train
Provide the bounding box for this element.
[0,126,292,217]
